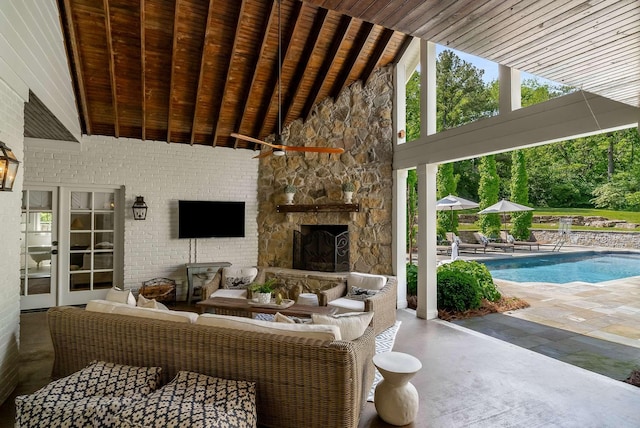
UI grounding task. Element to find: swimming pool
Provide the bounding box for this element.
[483,251,640,284]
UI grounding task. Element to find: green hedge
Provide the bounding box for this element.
[437,269,481,312]
[438,260,501,302]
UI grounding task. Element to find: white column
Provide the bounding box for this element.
[499,64,521,113]
[420,41,437,135]
[417,164,438,319]
[393,168,408,309]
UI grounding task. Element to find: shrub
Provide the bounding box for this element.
[438,260,501,302]
[437,269,481,312]
[406,263,418,296]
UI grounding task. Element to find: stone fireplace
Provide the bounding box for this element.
[294,225,349,272]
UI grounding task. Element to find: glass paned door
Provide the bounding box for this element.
[60,188,121,305]
[20,189,57,310]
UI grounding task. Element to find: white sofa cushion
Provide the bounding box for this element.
[86,300,198,324]
[105,287,136,306]
[196,314,340,341]
[347,272,386,291]
[221,267,258,289]
[328,297,365,314]
[137,294,169,310]
[210,288,248,299]
[312,312,374,341]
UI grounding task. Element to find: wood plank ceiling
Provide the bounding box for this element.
[57,0,410,150]
[57,0,639,150]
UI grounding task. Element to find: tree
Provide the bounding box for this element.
[510,150,533,240]
[436,163,458,234]
[477,155,501,237]
[406,169,418,263]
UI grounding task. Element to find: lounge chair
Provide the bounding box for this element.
[446,233,487,254]
[500,231,540,251]
[473,232,514,252]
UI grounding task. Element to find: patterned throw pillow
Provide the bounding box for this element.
[224,275,255,289]
[15,361,162,428]
[346,286,378,301]
[113,371,257,428]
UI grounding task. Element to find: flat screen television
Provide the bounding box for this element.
[178,200,245,238]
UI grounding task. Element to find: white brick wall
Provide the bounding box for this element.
[0,79,24,404]
[24,135,259,291]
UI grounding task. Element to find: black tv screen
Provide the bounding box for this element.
[178,200,245,238]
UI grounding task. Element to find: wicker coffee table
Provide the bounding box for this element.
[196,296,337,318]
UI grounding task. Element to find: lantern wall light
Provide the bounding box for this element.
[132,196,148,220]
[0,141,20,192]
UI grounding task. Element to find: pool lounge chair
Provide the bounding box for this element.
[500,231,540,251]
[446,233,487,254]
[473,232,514,252]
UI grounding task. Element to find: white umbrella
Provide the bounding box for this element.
[478,199,534,235]
[436,194,480,228]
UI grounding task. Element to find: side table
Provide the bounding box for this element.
[372,351,422,426]
[185,261,231,304]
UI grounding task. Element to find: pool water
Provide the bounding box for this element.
[483,252,640,284]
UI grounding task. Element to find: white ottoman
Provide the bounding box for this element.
[372,351,422,426]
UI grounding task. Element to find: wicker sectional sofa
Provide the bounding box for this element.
[47,305,375,428]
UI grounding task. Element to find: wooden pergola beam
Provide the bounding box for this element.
[103,0,119,138]
[330,22,373,99]
[360,28,394,84]
[190,0,216,145]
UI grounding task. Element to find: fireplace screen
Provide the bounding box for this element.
[293,225,349,272]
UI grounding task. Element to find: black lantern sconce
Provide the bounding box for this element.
[132,196,148,220]
[0,141,20,192]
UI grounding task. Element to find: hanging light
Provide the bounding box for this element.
[132,196,148,220]
[0,141,20,192]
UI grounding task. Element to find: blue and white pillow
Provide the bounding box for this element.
[347,286,378,301]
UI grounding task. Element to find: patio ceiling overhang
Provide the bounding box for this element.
[49,0,640,151]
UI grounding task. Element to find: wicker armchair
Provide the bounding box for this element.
[319,275,397,335]
[201,267,266,301]
[139,277,176,305]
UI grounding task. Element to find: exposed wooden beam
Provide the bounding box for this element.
[360,28,394,84]
[281,8,328,125]
[233,0,276,149]
[60,0,91,135]
[166,0,182,144]
[190,0,216,145]
[103,0,119,137]
[392,34,414,64]
[211,0,248,147]
[258,1,304,139]
[140,0,146,141]
[331,22,373,99]
[302,14,353,120]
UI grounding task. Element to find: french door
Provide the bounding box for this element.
[20,185,123,310]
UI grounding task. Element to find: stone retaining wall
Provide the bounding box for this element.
[531,230,640,248]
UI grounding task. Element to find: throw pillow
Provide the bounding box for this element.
[221,267,258,290]
[113,371,257,428]
[507,234,516,244]
[311,312,374,341]
[137,294,158,309]
[106,287,136,306]
[480,235,489,245]
[274,312,295,323]
[347,286,378,301]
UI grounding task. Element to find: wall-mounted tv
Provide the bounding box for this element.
[178,200,245,239]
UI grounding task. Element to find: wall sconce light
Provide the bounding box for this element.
[132,196,148,220]
[0,141,20,192]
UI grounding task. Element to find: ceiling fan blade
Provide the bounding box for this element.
[231,133,277,149]
[281,146,345,154]
[252,149,274,159]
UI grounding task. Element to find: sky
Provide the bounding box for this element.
[435,44,560,87]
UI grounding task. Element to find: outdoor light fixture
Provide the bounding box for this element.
[0,141,20,191]
[132,196,148,220]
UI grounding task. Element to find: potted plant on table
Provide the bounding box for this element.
[249,278,277,304]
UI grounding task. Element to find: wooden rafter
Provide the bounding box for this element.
[232,0,276,149]
[392,34,414,64]
[103,0,119,137]
[190,0,216,145]
[166,0,182,144]
[60,0,91,135]
[281,7,328,125]
[211,0,248,147]
[302,14,353,120]
[331,22,373,99]
[140,0,146,141]
[257,1,304,139]
[361,28,394,83]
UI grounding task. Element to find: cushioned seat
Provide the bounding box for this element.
[210,288,247,299]
[328,297,365,313]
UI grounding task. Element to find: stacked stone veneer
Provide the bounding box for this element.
[257,67,394,275]
[532,230,640,248]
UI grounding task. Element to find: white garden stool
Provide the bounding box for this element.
[372,351,422,426]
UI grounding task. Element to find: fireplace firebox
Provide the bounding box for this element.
[293,225,349,272]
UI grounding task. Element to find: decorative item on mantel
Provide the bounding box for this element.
[284,184,296,205]
[342,181,355,204]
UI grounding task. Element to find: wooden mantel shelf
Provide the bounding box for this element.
[276,203,359,213]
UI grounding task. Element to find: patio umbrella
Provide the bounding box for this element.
[478,199,534,234]
[436,194,480,227]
